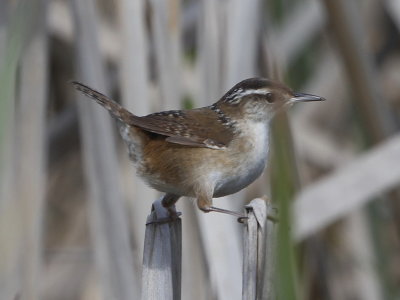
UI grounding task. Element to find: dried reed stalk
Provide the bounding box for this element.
[70,0,138,298]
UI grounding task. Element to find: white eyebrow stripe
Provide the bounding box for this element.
[225,88,270,104]
[237,89,270,97]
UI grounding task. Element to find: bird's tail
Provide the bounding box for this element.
[71,81,135,125]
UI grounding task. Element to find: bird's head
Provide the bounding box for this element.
[216,77,325,122]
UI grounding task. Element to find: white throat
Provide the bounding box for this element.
[213,120,270,197]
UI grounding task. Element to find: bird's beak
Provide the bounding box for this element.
[290,92,326,103]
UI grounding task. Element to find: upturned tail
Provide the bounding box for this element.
[71,81,135,125]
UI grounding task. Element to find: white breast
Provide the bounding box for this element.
[213,121,270,197]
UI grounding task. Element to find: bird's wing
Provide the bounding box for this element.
[72,81,233,149]
[128,108,234,150]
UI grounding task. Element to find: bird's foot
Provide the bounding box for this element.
[146,200,182,225]
[205,206,248,223]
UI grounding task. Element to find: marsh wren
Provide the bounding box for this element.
[73,78,324,218]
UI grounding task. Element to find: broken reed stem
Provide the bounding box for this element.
[242,198,278,300]
[142,200,182,300]
[141,198,279,300]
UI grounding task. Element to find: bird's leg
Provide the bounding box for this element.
[147,194,182,225]
[161,193,182,219]
[196,189,248,223]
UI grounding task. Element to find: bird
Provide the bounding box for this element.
[72,78,324,220]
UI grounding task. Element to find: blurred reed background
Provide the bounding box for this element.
[1,0,400,299]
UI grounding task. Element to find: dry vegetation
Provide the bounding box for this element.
[1,0,400,299]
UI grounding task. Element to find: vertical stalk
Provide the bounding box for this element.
[270,113,299,300]
[16,1,48,299]
[70,0,139,298]
[0,1,41,299]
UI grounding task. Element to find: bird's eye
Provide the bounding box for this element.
[265,93,274,103]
